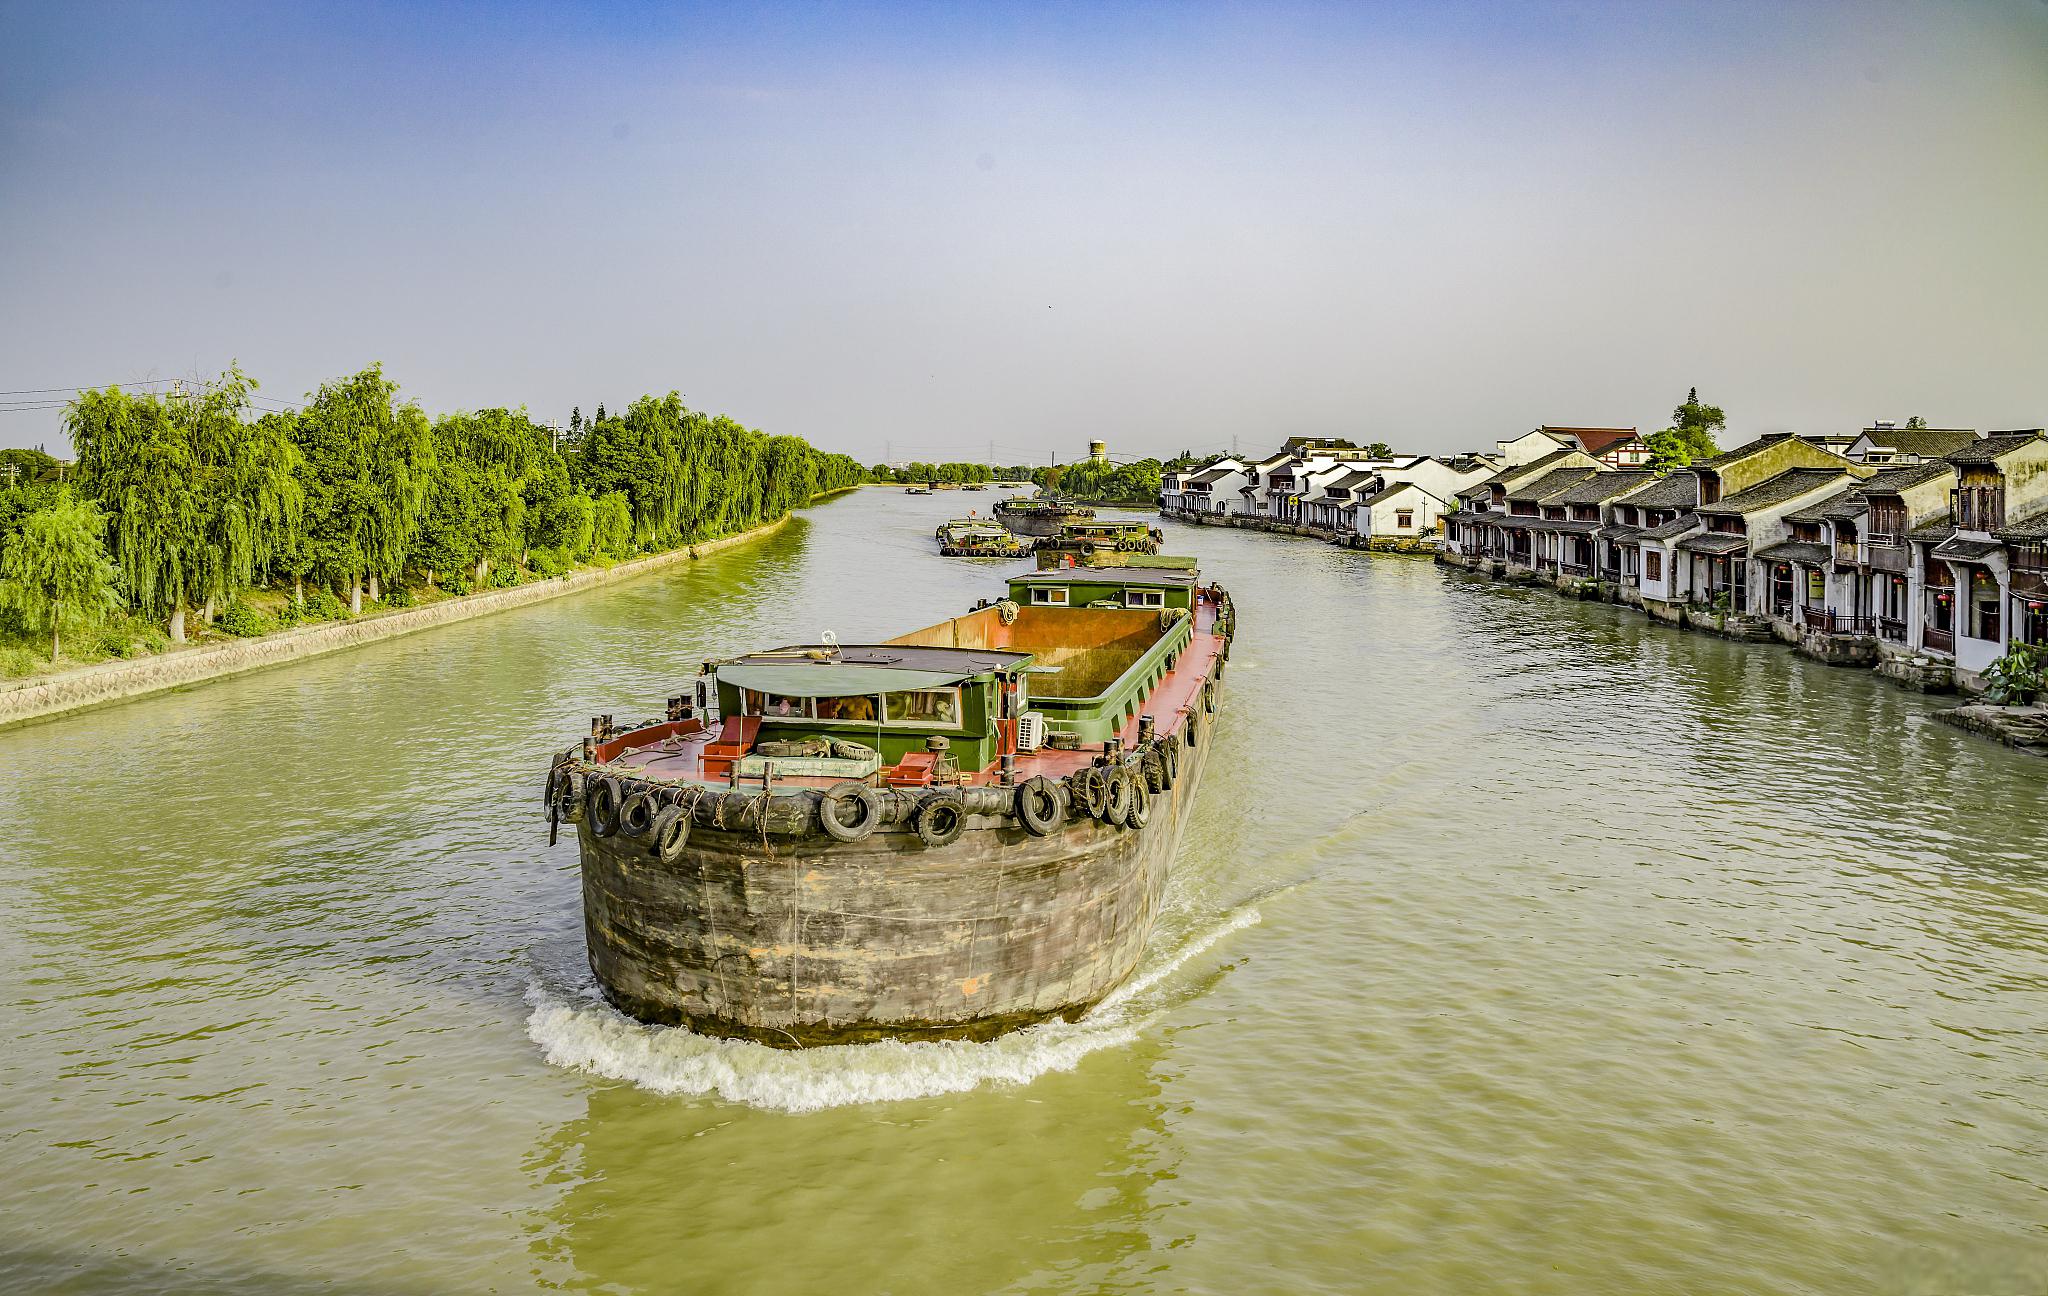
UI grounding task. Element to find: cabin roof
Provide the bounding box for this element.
[720,645,1033,694]
[1009,568,1197,588]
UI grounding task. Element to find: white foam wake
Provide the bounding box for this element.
[525,907,1261,1113]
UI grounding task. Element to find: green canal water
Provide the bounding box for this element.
[4,488,2046,1294]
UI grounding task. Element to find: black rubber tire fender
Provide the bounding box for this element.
[1184,709,1201,748]
[1103,767,1132,826]
[819,781,883,843]
[587,776,623,838]
[555,770,587,825]
[1203,679,1218,714]
[1074,766,1109,819]
[650,805,692,864]
[1141,748,1168,795]
[1014,775,1061,837]
[1126,771,1152,829]
[619,788,659,838]
[1161,735,1180,782]
[912,790,967,848]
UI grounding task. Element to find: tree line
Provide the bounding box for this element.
[0,364,866,661]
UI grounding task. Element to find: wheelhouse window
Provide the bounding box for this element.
[743,690,813,719]
[883,688,962,727]
[1031,587,1069,605]
[812,694,879,722]
[1124,589,1165,609]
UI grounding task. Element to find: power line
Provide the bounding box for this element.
[0,379,180,396]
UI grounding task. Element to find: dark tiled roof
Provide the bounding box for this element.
[1505,466,1603,503]
[1859,462,1952,495]
[1323,468,1376,492]
[1785,483,1863,524]
[1616,472,1700,509]
[1994,504,2048,543]
[1640,514,1703,542]
[1678,533,1749,555]
[1932,537,2001,562]
[1859,428,1979,458]
[1693,433,1800,468]
[1551,469,1656,505]
[1755,541,1831,565]
[1599,524,1643,542]
[1360,482,1442,507]
[1189,465,1241,483]
[1908,514,1955,541]
[1945,432,2045,463]
[1821,492,1870,521]
[1697,468,1848,516]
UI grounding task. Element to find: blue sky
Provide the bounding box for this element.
[3,1,2044,462]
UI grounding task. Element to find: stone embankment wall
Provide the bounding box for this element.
[1161,508,1441,554]
[1936,704,2048,755]
[0,513,798,732]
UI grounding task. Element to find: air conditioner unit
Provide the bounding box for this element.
[1016,711,1047,752]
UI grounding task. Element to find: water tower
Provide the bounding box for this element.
[1088,439,1108,463]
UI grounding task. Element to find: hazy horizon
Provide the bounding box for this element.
[3,0,2045,463]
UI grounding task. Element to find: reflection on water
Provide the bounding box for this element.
[2,490,2046,1294]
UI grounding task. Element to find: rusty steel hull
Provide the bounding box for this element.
[579,720,1215,1047]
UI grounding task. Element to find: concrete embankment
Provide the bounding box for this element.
[0,512,805,732]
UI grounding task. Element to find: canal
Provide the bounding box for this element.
[3,488,2045,1294]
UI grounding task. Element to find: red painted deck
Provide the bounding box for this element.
[602,594,1226,789]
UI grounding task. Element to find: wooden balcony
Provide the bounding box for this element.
[1922,626,1954,654]
[1878,616,1907,642]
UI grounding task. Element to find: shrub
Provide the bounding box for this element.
[488,563,522,589]
[0,644,42,676]
[440,575,472,597]
[529,546,574,579]
[383,586,415,608]
[304,589,349,622]
[217,599,266,638]
[1982,643,2048,707]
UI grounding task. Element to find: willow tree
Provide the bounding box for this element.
[182,368,305,619]
[0,489,120,660]
[294,365,434,612]
[68,387,206,640]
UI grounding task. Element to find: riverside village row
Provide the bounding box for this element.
[1159,424,2048,716]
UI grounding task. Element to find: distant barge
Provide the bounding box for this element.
[935,517,1031,558]
[546,566,1234,1047]
[994,497,1096,538]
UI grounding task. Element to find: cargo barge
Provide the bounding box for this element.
[545,566,1234,1047]
[935,517,1031,558]
[994,497,1096,538]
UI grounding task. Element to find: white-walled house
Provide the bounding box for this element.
[1163,457,1249,514]
[1352,481,1450,539]
[1844,425,1979,465]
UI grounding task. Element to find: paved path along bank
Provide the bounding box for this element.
[0,512,803,732]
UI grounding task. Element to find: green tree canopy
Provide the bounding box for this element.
[0,489,120,659]
[1646,386,1727,472]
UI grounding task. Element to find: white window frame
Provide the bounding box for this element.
[880,686,965,729]
[1124,588,1166,609]
[1031,587,1069,605]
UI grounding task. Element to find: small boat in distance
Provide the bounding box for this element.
[546,564,1235,1047]
[905,486,933,495]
